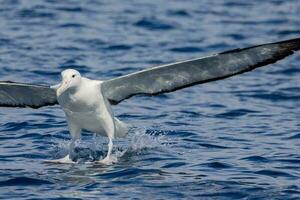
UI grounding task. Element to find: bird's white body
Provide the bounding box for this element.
[57,77,128,139]
[48,69,129,164]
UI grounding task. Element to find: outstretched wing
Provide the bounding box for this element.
[0,82,58,108]
[102,38,300,105]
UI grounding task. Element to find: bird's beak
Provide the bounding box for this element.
[55,81,69,96]
[50,83,61,90]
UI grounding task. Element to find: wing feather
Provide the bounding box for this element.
[0,82,58,108]
[102,38,300,105]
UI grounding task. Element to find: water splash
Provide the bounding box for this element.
[49,127,168,164]
[127,127,167,152]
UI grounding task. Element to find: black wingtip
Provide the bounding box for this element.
[270,38,300,64]
[277,37,300,52]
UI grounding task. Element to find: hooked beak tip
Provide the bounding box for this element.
[50,83,61,90]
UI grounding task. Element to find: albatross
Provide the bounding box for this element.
[0,38,300,164]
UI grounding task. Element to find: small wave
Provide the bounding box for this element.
[241,155,270,163]
[55,46,82,51]
[1,121,29,132]
[201,161,232,169]
[255,169,295,178]
[224,2,252,7]
[285,133,300,140]
[272,68,300,75]
[169,46,203,53]
[56,6,84,13]
[274,158,300,164]
[243,92,300,101]
[215,109,259,119]
[0,38,12,46]
[57,23,86,28]
[96,167,164,179]
[0,177,53,187]
[196,143,230,149]
[59,59,88,69]
[277,30,300,36]
[17,9,55,19]
[201,191,248,199]
[224,33,246,41]
[162,161,187,168]
[167,10,190,17]
[104,44,132,51]
[134,17,175,30]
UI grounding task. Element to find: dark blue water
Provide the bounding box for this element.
[0,0,300,199]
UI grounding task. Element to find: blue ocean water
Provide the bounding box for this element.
[0,0,300,199]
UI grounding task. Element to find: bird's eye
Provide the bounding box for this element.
[72,74,76,78]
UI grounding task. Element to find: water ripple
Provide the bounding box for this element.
[134,17,175,30]
[0,177,53,187]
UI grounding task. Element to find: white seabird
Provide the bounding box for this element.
[0,38,299,164]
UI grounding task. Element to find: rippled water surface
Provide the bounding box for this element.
[0,0,300,199]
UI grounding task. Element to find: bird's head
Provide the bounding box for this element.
[53,69,82,96]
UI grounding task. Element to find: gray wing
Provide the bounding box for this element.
[101,38,300,105]
[0,82,58,108]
